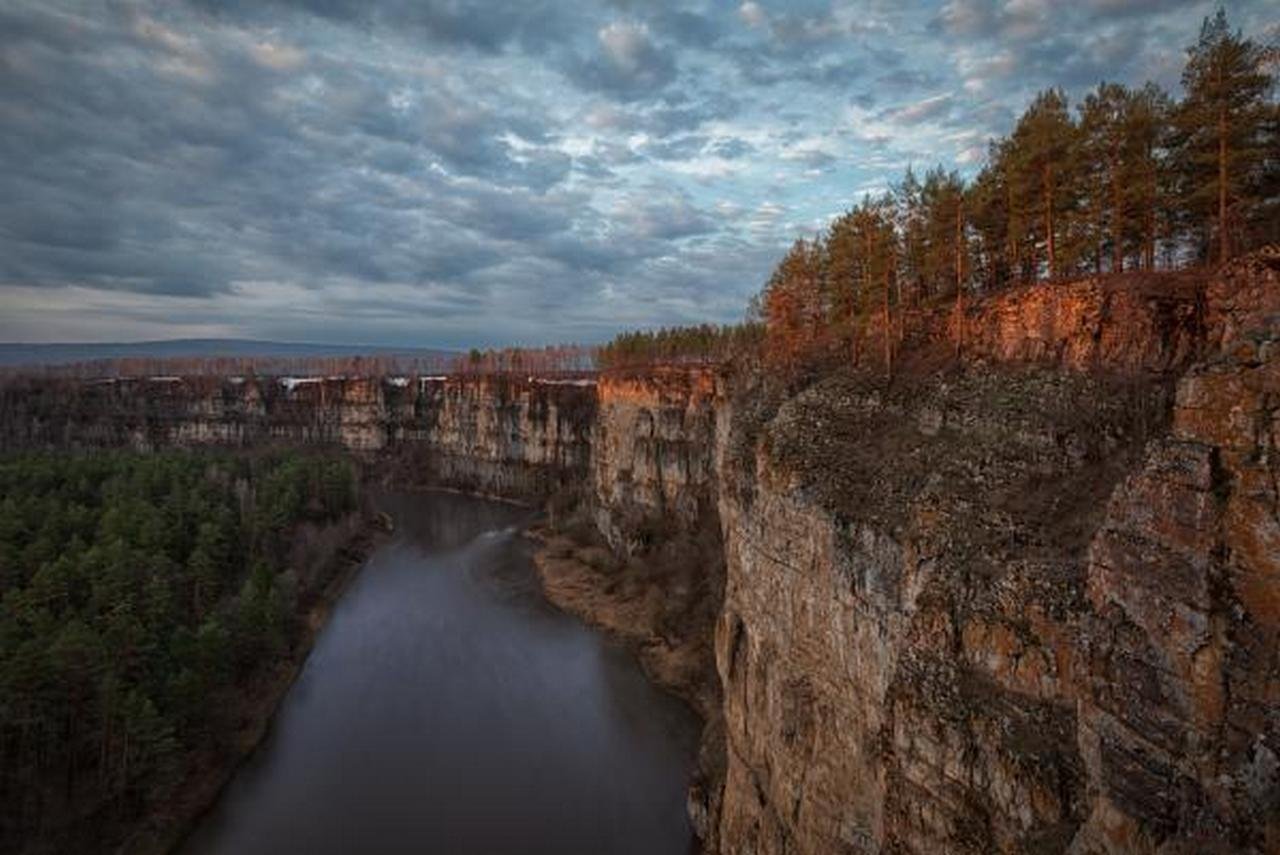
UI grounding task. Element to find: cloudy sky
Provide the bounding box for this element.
[0,1,1274,348]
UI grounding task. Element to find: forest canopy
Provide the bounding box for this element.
[0,450,362,852]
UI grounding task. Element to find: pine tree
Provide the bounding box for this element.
[894,167,928,303]
[1174,9,1274,262]
[826,211,864,362]
[967,158,1010,289]
[920,166,965,296]
[1010,90,1077,279]
[849,197,897,374]
[1125,83,1174,269]
[1079,83,1130,273]
[762,238,825,369]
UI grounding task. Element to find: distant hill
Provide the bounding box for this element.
[0,339,457,368]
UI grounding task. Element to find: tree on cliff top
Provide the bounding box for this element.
[1173,9,1275,263]
[1008,89,1076,279]
[763,238,827,370]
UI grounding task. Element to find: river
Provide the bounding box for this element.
[181,490,699,855]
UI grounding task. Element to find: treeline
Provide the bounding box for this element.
[761,11,1276,369]
[1,353,457,383]
[595,323,764,370]
[0,451,361,851]
[452,344,595,376]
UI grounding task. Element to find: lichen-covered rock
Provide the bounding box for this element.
[714,367,1161,855]
[1074,329,1280,854]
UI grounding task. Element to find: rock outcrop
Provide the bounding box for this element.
[592,367,720,550]
[1073,328,1279,853]
[708,251,1279,854]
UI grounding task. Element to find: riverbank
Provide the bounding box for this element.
[124,508,390,855]
[528,524,726,851]
[529,527,712,713]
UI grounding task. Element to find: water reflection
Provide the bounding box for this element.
[181,490,698,855]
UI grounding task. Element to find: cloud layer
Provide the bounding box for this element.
[0,0,1272,347]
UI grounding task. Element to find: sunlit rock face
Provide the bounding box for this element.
[591,367,720,552]
[948,274,1203,372]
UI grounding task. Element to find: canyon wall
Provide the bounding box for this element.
[591,367,720,551]
[1,249,1276,853]
[0,374,595,499]
[708,250,1279,854]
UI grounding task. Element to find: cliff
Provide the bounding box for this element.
[0,374,595,500]
[556,251,1277,854]
[591,367,721,549]
[2,249,1276,854]
[707,250,1279,854]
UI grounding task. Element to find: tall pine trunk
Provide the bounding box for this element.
[1145,161,1157,270]
[954,201,964,359]
[1218,104,1229,262]
[1043,164,1056,279]
[882,277,891,377]
[1111,143,1124,273]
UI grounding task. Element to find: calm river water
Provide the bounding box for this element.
[181,491,699,855]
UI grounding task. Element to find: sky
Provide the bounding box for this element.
[0,1,1274,349]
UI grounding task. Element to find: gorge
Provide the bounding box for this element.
[179,490,701,855]
[2,249,1278,854]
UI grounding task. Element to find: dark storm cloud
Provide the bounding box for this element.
[1,0,1273,346]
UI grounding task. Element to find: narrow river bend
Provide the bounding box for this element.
[182,491,699,855]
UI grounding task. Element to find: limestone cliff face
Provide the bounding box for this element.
[708,251,1279,854]
[1074,332,1279,853]
[404,376,595,497]
[0,374,595,499]
[591,367,720,551]
[944,274,1203,372]
[714,369,1157,854]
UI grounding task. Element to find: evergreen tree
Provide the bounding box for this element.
[850,197,898,373]
[967,158,1011,289]
[1009,90,1077,279]
[1079,82,1131,273]
[1173,9,1274,262]
[894,167,928,303]
[920,166,966,296]
[762,238,826,369]
[1126,83,1175,269]
[0,450,363,849]
[826,210,864,361]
